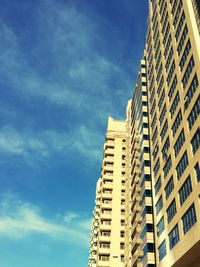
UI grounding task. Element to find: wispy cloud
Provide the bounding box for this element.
[0,125,102,163]
[0,0,132,115]
[0,193,91,247]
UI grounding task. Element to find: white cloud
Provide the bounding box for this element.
[0,193,91,247]
[0,0,132,113]
[0,125,102,163]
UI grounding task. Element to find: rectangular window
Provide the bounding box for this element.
[163,156,172,179]
[157,63,163,84]
[175,11,185,41]
[187,95,200,130]
[164,34,172,58]
[176,151,189,180]
[159,104,167,126]
[177,25,188,55]
[179,39,191,71]
[158,240,167,262]
[157,216,165,237]
[165,176,174,200]
[170,91,180,119]
[174,129,185,157]
[153,143,159,161]
[155,176,161,196]
[162,136,170,160]
[158,89,165,111]
[165,47,173,72]
[172,0,178,16]
[157,76,164,97]
[185,73,199,109]
[191,128,200,155]
[182,203,197,234]
[156,196,163,216]
[160,120,168,142]
[173,0,183,29]
[168,75,177,102]
[154,158,160,178]
[182,56,195,89]
[195,163,200,182]
[179,175,192,205]
[151,113,157,131]
[167,60,175,86]
[168,224,180,249]
[150,100,156,117]
[167,198,177,223]
[152,127,158,145]
[172,109,182,137]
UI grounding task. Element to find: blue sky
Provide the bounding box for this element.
[0,0,148,266]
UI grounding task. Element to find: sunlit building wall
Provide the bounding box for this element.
[146,0,200,266]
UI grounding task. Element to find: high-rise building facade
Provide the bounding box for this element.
[88,1,200,266]
[146,0,200,266]
[90,117,129,267]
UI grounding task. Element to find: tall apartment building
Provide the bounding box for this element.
[88,179,101,267]
[91,117,128,267]
[146,0,200,266]
[127,57,155,267]
[88,1,200,266]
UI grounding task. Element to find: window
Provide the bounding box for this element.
[167,60,175,86]
[153,143,159,161]
[168,224,180,249]
[163,23,170,46]
[156,196,163,216]
[158,89,165,111]
[165,176,174,200]
[172,109,182,137]
[191,128,200,155]
[158,240,167,262]
[167,198,177,223]
[179,39,191,71]
[140,224,154,239]
[177,25,188,55]
[162,136,170,160]
[175,11,185,41]
[157,63,163,84]
[155,176,161,196]
[140,189,152,205]
[155,52,161,72]
[163,156,172,179]
[173,0,183,28]
[165,47,173,72]
[142,205,153,219]
[154,158,160,179]
[182,203,197,234]
[170,91,180,119]
[172,0,178,16]
[152,127,158,145]
[157,216,165,237]
[179,175,192,205]
[159,104,167,126]
[182,56,195,89]
[185,73,199,109]
[174,129,185,157]
[187,95,200,130]
[168,75,177,102]
[194,163,200,182]
[164,34,172,58]
[160,120,168,142]
[142,243,155,259]
[151,100,156,117]
[176,151,189,180]
[157,76,164,97]
[151,113,157,131]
